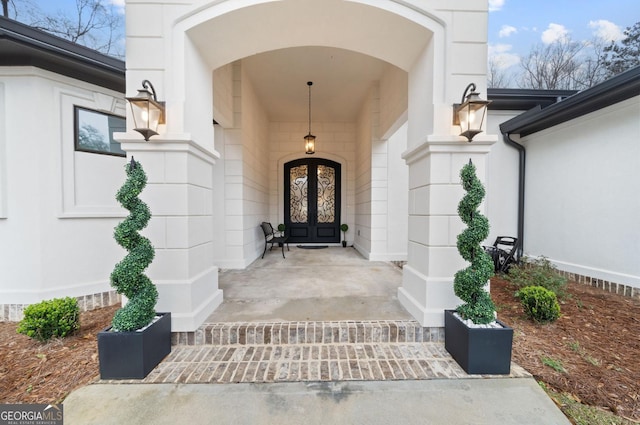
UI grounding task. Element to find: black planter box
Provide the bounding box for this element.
[98,312,171,379]
[444,309,513,375]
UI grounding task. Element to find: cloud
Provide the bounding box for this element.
[589,20,624,42]
[488,0,505,12]
[104,0,125,11]
[488,44,520,69]
[499,25,517,38]
[541,23,569,44]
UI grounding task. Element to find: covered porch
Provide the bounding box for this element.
[119,0,497,332]
[207,246,411,323]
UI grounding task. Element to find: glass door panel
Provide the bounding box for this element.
[285,159,341,243]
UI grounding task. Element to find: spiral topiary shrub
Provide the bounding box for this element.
[17,297,79,342]
[453,160,496,324]
[110,158,158,332]
[516,286,561,323]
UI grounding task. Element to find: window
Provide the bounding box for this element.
[74,106,126,157]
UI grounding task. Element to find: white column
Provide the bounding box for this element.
[118,137,223,332]
[398,137,495,327]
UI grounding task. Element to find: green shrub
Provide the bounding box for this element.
[17,297,80,342]
[506,256,567,298]
[110,159,157,332]
[517,286,561,323]
[453,160,495,324]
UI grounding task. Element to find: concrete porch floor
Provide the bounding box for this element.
[207,246,413,322]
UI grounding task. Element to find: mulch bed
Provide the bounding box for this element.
[0,280,639,422]
[492,277,640,422]
[0,304,118,404]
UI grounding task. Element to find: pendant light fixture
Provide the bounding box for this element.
[304,81,316,155]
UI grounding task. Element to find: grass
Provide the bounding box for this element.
[585,355,601,366]
[568,340,581,352]
[541,355,566,373]
[541,384,637,425]
[566,341,601,366]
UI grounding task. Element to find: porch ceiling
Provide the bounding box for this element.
[242,46,392,122]
[186,0,428,123]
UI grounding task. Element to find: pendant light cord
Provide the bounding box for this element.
[307,81,313,134]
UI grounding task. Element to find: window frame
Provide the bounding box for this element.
[74,106,126,157]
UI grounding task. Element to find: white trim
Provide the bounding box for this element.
[402,138,496,165]
[57,87,128,218]
[0,279,112,305]
[117,136,221,165]
[155,266,223,332]
[168,290,224,332]
[0,82,6,218]
[530,255,640,289]
[368,252,408,262]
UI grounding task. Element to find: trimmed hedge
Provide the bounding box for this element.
[17,297,80,342]
[517,286,561,323]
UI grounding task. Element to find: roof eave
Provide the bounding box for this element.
[0,16,125,92]
[488,88,577,111]
[500,66,640,136]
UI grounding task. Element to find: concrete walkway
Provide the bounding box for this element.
[64,379,571,425]
[63,247,571,424]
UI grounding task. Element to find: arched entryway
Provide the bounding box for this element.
[120,0,495,331]
[285,158,341,244]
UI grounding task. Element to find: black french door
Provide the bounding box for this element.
[284,158,341,244]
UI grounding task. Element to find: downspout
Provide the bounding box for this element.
[502,132,525,260]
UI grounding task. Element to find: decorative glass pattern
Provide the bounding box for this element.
[289,165,308,223]
[317,165,336,223]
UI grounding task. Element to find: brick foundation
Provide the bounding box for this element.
[556,270,640,300]
[0,290,121,322]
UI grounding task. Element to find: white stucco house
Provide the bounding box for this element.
[1,1,638,333]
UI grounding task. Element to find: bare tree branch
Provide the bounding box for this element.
[7,0,124,59]
[519,38,584,90]
[488,57,513,88]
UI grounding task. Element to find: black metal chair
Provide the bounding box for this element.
[260,222,289,259]
[484,236,519,273]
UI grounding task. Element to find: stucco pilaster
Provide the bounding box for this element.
[118,136,223,332]
[399,137,496,326]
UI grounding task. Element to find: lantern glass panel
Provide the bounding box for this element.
[305,134,315,154]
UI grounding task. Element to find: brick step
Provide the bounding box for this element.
[125,341,530,384]
[137,342,456,384]
[172,320,444,346]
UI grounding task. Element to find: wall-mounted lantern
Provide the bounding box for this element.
[126,80,166,141]
[452,83,491,142]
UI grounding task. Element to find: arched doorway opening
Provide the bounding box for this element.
[122,0,495,330]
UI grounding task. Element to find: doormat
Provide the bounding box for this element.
[297,245,328,249]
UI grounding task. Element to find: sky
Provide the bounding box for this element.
[488,0,639,73]
[19,0,640,73]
